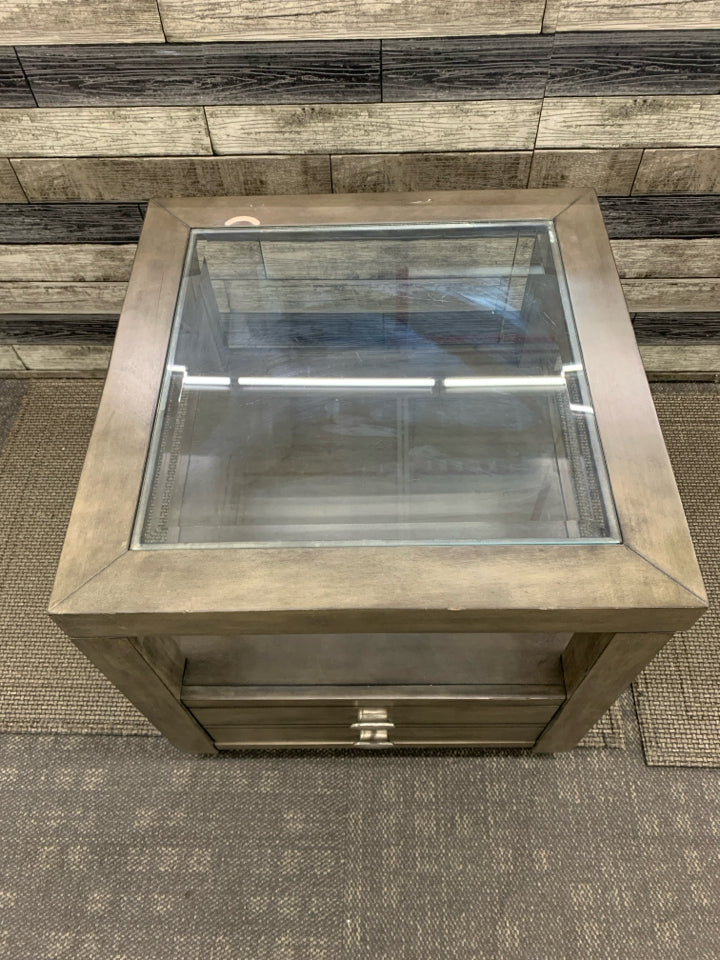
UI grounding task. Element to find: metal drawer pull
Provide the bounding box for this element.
[352,708,394,748]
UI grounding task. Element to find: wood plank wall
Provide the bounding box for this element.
[0,1,718,377]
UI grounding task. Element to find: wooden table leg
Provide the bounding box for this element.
[73,635,217,754]
[533,631,672,753]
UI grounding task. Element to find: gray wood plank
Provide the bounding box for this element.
[0,345,24,370]
[622,278,720,312]
[633,148,720,193]
[0,160,27,201]
[528,148,641,194]
[382,35,552,101]
[0,46,35,106]
[19,42,380,107]
[598,196,720,238]
[632,312,720,341]
[0,282,126,314]
[547,31,720,96]
[0,107,211,157]
[537,95,720,148]
[556,0,720,32]
[0,203,144,243]
[12,156,332,202]
[331,151,532,191]
[206,101,542,154]
[0,316,118,344]
[1,0,165,44]
[639,344,720,375]
[157,0,546,42]
[0,244,136,281]
[13,343,112,370]
[611,239,720,278]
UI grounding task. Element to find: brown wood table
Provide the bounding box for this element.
[49,190,706,754]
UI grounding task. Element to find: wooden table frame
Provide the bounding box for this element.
[49,189,706,754]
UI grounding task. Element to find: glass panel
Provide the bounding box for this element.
[134,223,620,548]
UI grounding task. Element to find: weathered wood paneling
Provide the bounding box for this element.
[157,0,546,42]
[528,149,641,194]
[0,204,143,243]
[0,282,127,313]
[11,156,332,202]
[0,46,35,106]
[0,346,24,369]
[547,31,720,96]
[639,344,720,376]
[537,96,720,148]
[19,42,380,106]
[13,343,112,370]
[0,244,136,281]
[632,312,720,341]
[381,36,552,101]
[622,279,720,312]
[0,108,212,157]
[633,148,720,193]
[207,102,542,154]
[0,160,27,201]
[1,0,165,44]
[556,0,720,32]
[0,316,118,343]
[331,151,532,191]
[611,239,720,278]
[599,196,720,238]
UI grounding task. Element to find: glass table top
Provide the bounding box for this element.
[133,222,620,548]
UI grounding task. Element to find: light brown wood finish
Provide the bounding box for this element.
[534,633,671,752]
[206,102,542,154]
[157,0,545,41]
[0,346,24,370]
[13,344,112,371]
[331,152,532,193]
[611,239,720,279]
[0,283,127,314]
[640,345,720,377]
[528,149,642,195]
[0,160,26,202]
[537,96,720,149]
[622,278,720,312]
[73,637,216,754]
[632,148,720,194]
[1,0,164,43]
[0,245,136,282]
[11,156,332,202]
[556,0,720,31]
[0,109,212,158]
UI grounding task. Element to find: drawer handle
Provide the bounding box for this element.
[352,708,394,748]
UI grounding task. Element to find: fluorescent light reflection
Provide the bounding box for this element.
[237,376,436,389]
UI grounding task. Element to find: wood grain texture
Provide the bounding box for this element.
[206,101,542,154]
[0,282,127,314]
[0,316,118,343]
[0,244,136,281]
[12,155,332,201]
[639,343,720,374]
[0,346,23,369]
[528,149,641,194]
[547,31,720,96]
[13,343,112,370]
[611,239,720,278]
[633,148,720,193]
[0,160,27,201]
[331,151,532,191]
[381,35,552,101]
[556,0,720,32]
[632,312,720,341]
[537,96,720,148]
[598,196,720,238]
[19,42,380,106]
[0,46,35,106]
[622,278,720,312]
[1,0,164,44]
[542,0,563,33]
[157,0,546,42]
[0,203,143,243]
[0,108,211,157]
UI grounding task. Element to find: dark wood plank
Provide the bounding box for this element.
[547,30,720,96]
[0,316,118,343]
[0,203,144,243]
[0,46,35,106]
[331,151,532,192]
[599,196,720,238]
[382,35,552,101]
[632,312,720,342]
[19,41,380,107]
[633,148,720,193]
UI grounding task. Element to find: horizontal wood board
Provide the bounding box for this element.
[528,149,642,194]
[0,282,127,314]
[632,313,720,341]
[0,0,165,45]
[0,161,27,202]
[0,244,136,281]
[633,149,720,193]
[555,0,720,32]
[330,152,532,192]
[598,196,720,238]
[0,316,118,343]
[0,46,35,106]
[0,204,144,243]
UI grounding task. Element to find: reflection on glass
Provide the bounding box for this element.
[134,224,620,548]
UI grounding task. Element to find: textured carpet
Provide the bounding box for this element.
[0,379,622,747]
[1,693,720,960]
[633,384,720,766]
